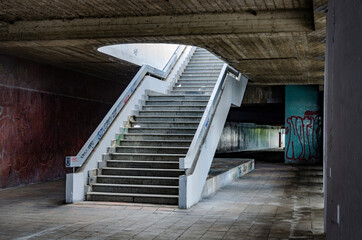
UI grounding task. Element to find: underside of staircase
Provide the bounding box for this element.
[86,48,224,205]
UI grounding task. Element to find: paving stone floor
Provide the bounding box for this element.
[0,163,325,240]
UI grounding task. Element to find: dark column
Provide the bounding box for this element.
[325,0,362,239]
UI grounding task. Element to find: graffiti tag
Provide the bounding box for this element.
[285,110,322,162]
[0,106,9,162]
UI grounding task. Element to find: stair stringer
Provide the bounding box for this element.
[179,74,248,209]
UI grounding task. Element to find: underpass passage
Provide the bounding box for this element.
[0,163,324,239]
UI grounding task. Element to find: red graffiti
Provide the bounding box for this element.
[124,95,130,104]
[0,106,10,165]
[285,111,322,162]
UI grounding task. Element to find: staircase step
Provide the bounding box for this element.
[138,110,204,117]
[117,140,192,147]
[189,58,223,62]
[142,105,207,111]
[191,57,219,61]
[96,175,179,186]
[108,153,185,161]
[187,62,223,66]
[144,100,208,106]
[135,116,202,122]
[191,54,219,57]
[169,90,212,95]
[188,62,223,66]
[91,183,178,195]
[106,160,179,169]
[131,121,200,128]
[192,52,218,56]
[86,192,178,205]
[127,127,197,134]
[181,73,220,77]
[177,80,217,85]
[174,82,216,87]
[148,95,210,101]
[194,48,209,52]
[101,167,184,177]
[113,146,189,154]
[179,76,219,80]
[183,65,221,71]
[121,133,194,141]
[183,69,221,73]
[172,87,214,92]
[185,66,223,71]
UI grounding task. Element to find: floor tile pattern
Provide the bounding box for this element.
[0,163,325,240]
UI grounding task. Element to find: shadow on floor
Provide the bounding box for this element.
[215,149,285,163]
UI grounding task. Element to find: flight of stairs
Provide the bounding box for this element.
[86,48,224,205]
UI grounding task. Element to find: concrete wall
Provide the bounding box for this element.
[99,44,179,70]
[216,122,280,153]
[227,104,284,125]
[285,86,322,164]
[242,85,284,104]
[0,54,133,189]
[325,0,362,239]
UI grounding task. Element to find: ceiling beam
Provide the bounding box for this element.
[0,10,313,43]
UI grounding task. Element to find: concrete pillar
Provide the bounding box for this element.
[285,86,322,164]
[325,0,362,239]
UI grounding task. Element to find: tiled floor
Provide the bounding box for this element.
[0,163,325,240]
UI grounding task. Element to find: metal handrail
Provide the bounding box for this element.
[180,63,240,174]
[65,45,186,168]
[162,45,182,72]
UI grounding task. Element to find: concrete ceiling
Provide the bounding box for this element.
[0,0,327,85]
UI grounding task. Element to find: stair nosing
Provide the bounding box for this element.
[142,105,205,107]
[132,121,200,123]
[139,110,204,112]
[123,133,194,136]
[116,139,192,142]
[107,160,179,163]
[148,94,210,96]
[127,127,197,130]
[92,183,179,188]
[102,167,184,172]
[109,153,186,156]
[145,100,209,102]
[87,192,178,198]
[97,175,179,180]
[114,146,189,149]
[134,116,201,118]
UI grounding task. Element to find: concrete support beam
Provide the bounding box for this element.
[0,10,313,42]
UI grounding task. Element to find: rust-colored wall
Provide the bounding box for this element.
[0,54,136,188]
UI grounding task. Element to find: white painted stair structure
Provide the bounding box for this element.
[65,46,248,208]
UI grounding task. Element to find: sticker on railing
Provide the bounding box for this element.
[65,156,77,167]
[124,95,130,104]
[205,118,210,127]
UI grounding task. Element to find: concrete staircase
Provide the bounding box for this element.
[87,48,224,205]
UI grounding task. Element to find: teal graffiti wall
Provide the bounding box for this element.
[285,86,322,164]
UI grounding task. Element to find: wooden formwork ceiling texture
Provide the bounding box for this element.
[0,0,327,85]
